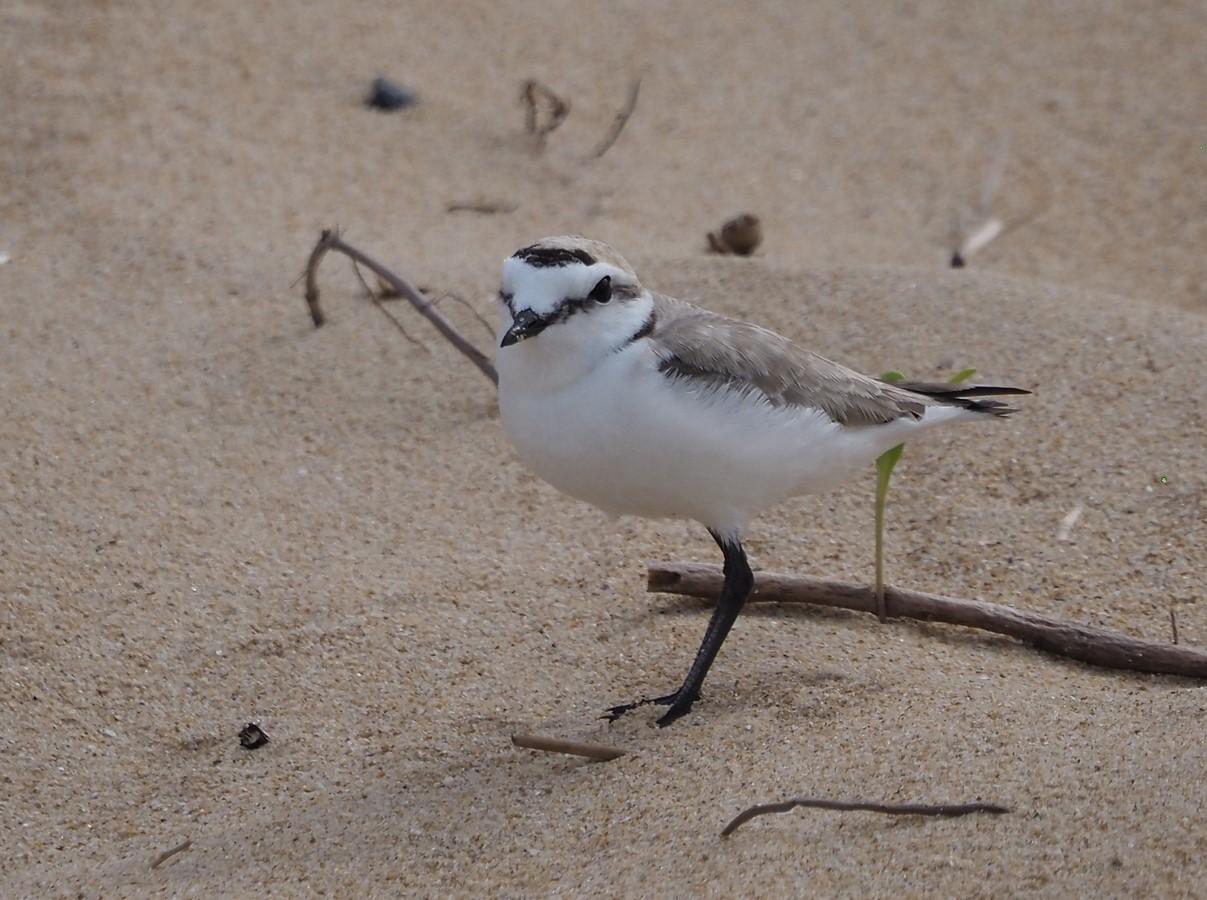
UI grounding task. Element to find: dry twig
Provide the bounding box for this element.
[349,260,426,350]
[949,141,1051,268]
[521,80,570,151]
[648,563,1207,678]
[590,76,643,159]
[304,229,497,385]
[512,733,628,762]
[721,798,1008,837]
[446,200,518,215]
[1170,607,1179,645]
[432,291,497,340]
[150,839,192,869]
[1055,504,1083,542]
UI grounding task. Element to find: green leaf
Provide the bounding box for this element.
[876,444,905,480]
[873,370,909,617]
[874,443,904,609]
[949,367,977,385]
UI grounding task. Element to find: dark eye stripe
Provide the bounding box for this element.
[551,296,591,323]
[504,281,641,333]
[548,283,640,324]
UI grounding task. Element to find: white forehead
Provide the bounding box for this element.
[501,258,628,316]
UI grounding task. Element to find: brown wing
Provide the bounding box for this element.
[647,295,927,426]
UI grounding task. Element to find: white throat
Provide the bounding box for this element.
[496,273,654,392]
[497,290,653,391]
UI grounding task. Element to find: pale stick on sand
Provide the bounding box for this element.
[511,734,628,761]
[1056,504,1084,542]
[149,839,192,869]
[648,563,1207,678]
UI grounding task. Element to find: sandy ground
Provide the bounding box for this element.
[2,1,1205,896]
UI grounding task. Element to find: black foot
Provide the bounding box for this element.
[602,691,678,722]
[602,689,698,726]
[655,695,696,727]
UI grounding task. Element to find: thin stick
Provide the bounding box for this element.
[150,839,192,869]
[648,563,1207,678]
[950,144,1051,267]
[304,229,498,385]
[958,217,1004,261]
[1170,608,1179,645]
[435,291,497,340]
[349,260,426,350]
[977,137,1010,219]
[721,798,1008,837]
[521,80,570,151]
[446,201,518,214]
[590,76,642,159]
[951,138,1008,266]
[512,733,628,761]
[1056,504,1083,542]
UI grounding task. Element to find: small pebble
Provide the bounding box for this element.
[707,213,762,256]
[239,722,270,750]
[365,77,417,111]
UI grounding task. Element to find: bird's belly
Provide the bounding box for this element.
[500,363,872,530]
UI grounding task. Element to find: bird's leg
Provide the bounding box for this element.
[655,531,753,725]
[603,530,753,727]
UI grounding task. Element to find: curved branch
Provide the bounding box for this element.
[348,259,426,350]
[648,563,1207,678]
[590,76,642,159]
[304,229,497,386]
[521,80,570,151]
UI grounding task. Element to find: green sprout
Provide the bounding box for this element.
[873,367,977,622]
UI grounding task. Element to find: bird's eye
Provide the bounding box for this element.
[589,276,612,304]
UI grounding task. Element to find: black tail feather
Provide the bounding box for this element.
[891,380,1031,418]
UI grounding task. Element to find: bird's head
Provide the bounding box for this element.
[497,237,651,363]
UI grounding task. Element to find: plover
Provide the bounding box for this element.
[495,236,1027,726]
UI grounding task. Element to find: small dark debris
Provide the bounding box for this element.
[238,722,270,750]
[366,77,417,111]
[446,200,518,215]
[950,250,966,268]
[520,79,570,144]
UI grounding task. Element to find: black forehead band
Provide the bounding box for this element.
[512,245,597,268]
